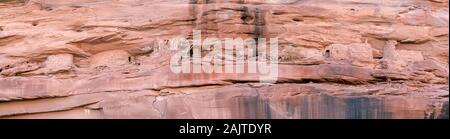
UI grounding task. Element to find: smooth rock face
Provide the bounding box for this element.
[0,0,448,119]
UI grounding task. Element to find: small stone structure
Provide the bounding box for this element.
[90,50,131,68]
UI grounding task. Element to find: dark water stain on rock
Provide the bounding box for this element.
[253,8,265,39]
[227,93,439,119]
[438,101,449,119]
[240,6,253,23]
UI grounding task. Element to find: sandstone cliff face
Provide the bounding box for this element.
[0,0,448,119]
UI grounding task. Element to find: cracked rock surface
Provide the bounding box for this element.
[0,0,448,119]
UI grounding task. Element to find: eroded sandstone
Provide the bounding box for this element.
[0,0,448,119]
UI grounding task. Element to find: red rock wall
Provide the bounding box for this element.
[0,0,448,119]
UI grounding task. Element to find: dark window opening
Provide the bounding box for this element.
[325,50,331,58]
[128,57,132,63]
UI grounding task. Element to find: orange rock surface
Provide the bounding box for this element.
[0,0,448,119]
